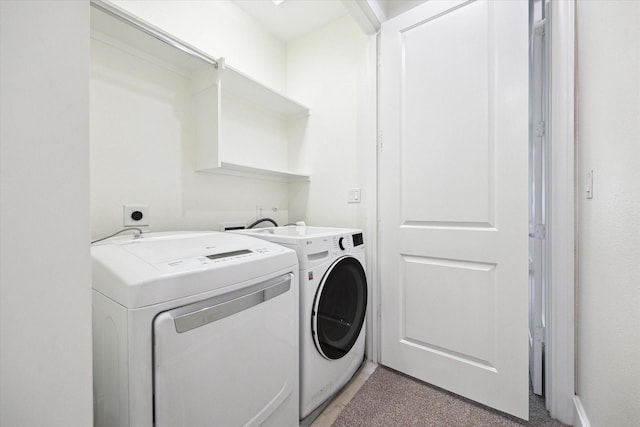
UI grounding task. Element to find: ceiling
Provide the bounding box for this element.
[232,0,349,43]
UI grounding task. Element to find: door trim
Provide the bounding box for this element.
[547,0,575,424]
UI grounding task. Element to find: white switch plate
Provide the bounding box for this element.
[586,170,594,199]
[347,188,361,203]
[124,204,149,226]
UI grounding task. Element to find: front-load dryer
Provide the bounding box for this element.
[91,231,299,427]
[234,226,367,420]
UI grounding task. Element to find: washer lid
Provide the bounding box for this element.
[237,225,356,238]
[91,231,297,308]
[233,226,365,270]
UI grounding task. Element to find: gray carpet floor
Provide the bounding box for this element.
[331,366,569,427]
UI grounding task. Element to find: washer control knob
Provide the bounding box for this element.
[338,237,347,250]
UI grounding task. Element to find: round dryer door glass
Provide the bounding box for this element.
[312,256,367,360]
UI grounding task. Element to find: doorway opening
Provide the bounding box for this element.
[528,0,550,399]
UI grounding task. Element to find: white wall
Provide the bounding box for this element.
[286,15,374,230]
[91,1,293,238]
[576,1,640,426]
[90,38,290,237]
[112,0,287,93]
[91,1,373,238]
[0,1,93,426]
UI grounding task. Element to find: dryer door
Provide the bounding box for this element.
[153,273,297,427]
[312,256,367,360]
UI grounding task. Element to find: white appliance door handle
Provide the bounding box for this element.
[169,273,292,333]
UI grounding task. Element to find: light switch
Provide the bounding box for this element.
[586,170,594,199]
[347,188,361,203]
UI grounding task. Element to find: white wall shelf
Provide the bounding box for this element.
[215,162,311,182]
[91,0,310,183]
[222,66,309,119]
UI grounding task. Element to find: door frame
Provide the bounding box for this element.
[546,0,575,424]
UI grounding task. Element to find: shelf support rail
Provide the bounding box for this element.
[90,0,219,69]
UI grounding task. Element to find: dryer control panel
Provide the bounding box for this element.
[155,248,260,273]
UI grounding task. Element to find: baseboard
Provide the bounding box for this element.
[573,396,591,427]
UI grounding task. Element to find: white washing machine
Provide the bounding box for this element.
[91,231,299,427]
[234,226,367,420]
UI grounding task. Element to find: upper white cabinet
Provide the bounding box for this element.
[91,0,310,182]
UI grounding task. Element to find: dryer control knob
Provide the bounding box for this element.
[338,237,347,250]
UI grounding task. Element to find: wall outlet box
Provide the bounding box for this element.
[124,204,149,227]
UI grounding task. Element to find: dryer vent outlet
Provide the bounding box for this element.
[219,221,247,232]
[124,205,149,227]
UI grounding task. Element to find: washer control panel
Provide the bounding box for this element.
[332,232,364,254]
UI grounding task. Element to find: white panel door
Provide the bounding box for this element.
[379,0,529,419]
